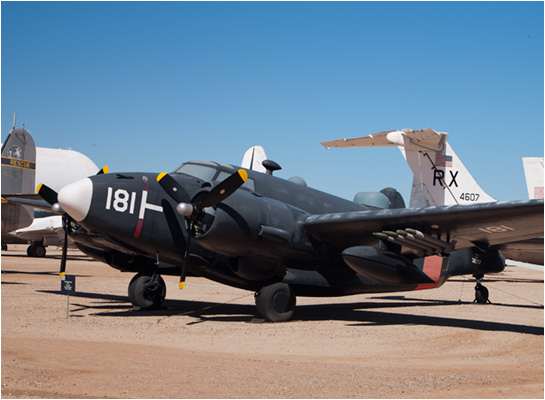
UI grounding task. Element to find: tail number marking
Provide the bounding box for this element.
[460,193,480,202]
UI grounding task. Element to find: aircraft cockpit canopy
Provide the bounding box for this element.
[172,161,255,191]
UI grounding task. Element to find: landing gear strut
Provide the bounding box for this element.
[473,274,490,304]
[255,282,296,322]
[128,272,166,309]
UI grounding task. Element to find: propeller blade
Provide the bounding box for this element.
[157,172,191,204]
[179,220,194,290]
[198,169,248,209]
[59,216,69,279]
[157,169,248,290]
[37,183,58,205]
[97,166,109,175]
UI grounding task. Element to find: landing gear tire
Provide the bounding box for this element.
[255,282,296,322]
[128,273,166,309]
[474,281,490,304]
[27,244,46,257]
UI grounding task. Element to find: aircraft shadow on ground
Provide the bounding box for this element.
[2,269,58,276]
[2,269,94,278]
[36,289,544,336]
[2,252,91,261]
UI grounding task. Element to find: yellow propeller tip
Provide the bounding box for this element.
[179,281,185,290]
[102,166,109,174]
[60,272,66,280]
[238,169,248,182]
[37,183,43,194]
[157,172,168,182]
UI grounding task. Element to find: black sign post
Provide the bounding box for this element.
[61,275,76,318]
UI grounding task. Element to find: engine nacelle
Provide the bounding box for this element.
[193,190,314,281]
[342,246,435,285]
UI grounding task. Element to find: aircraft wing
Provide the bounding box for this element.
[2,195,52,212]
[303,200,543,256]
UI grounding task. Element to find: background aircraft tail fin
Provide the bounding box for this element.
[241,145,268,173]
[322,128,496,206]
[522,157,544,199]
[2,126,36,195]
[2,125,36,235]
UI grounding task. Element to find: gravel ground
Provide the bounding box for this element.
[1,245,543,398]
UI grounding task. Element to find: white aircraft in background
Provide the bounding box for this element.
[321,128,543,268]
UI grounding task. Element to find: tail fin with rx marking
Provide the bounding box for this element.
[321,128,496,207]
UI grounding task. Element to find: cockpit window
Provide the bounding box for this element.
[174,162,217,182]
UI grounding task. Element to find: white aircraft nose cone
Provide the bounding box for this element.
[57,178,93,222]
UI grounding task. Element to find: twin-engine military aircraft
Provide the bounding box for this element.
[37,132,544,321]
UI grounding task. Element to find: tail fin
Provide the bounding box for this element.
[241,145,268,173]
[322,128,496,206]
[522,157,544,199]
[2,125,36,234]
[2,126,36,195]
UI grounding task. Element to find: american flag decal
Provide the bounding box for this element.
[435,154,453,167]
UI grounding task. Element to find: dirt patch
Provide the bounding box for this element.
[2,245,543,398]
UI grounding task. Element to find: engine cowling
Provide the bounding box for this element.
[192,190,314,281]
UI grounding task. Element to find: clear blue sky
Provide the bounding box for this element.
[2,1,543,203]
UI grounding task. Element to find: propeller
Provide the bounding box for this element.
[157,169,248,289]
[37,183,68,279]
[37,166,109,279]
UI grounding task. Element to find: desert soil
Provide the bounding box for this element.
[1,245,543,398]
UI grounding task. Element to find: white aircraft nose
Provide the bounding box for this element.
[57,178,93,222]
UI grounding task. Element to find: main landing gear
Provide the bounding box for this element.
[255,282,296,322]
[128,273,166,310]
[27,243,46,257]
[473,274,490,304]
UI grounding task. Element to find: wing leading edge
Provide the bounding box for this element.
[303,199,544,256]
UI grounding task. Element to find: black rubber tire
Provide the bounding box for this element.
[33,245,46,257]
[128,274,166,309]
[27,244,46,257]
[255,282,296,322]
[27,246,35,257]
[475,285,489,304]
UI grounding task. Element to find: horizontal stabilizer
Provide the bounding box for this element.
[321,128,448,152]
